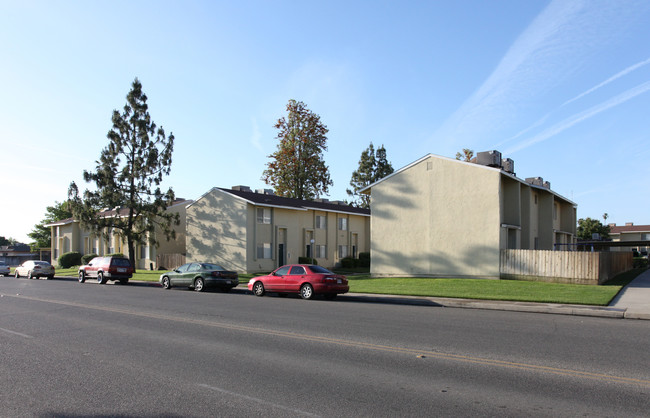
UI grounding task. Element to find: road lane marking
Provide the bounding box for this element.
[0,326,34,339]
[198,384,321,417]
[5,293,650,387]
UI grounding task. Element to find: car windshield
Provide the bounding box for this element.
[201,264,225,271]
[308,265,334,274]
[34,261,49,266]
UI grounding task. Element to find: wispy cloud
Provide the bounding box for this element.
[505,80,650,154]
[432,0,649,148]
[561,57,650,106]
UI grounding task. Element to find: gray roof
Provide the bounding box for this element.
[218,188,370,216]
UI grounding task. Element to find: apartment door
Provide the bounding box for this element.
[278,228,287,267]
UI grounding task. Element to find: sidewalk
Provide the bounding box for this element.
[343,271,650,320]
[58,273,650,320]
[608,268,650,320]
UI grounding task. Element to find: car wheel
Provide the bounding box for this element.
[161,276,171,289]
[97,272,107,284]
[15,270,20,279]
[78,271,86,283]
[194,277,205,292]
[324,293,337,300]
[252,281,265,297]
[119,278,129,285]
[47,275,54,280]
[300,283,314,300]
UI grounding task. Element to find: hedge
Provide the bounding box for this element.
[58,252,83,269]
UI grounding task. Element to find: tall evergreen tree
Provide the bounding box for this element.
[374,144,394,180]
[68,78,178,270]
[347,142,394,208]
[28,201,73,249]
[262,99,332,200]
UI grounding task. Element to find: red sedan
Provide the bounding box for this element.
[248,264,349,300]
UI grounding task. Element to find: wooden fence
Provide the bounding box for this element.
[156,253,186,270]
[500,250,632,285]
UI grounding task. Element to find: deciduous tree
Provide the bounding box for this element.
[262,99,332,200]
[455,148,474,162]
[577,217,610,240]
[68,78,178,270]
[28,201,72,249]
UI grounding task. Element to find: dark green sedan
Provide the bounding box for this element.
[159,262,239,292]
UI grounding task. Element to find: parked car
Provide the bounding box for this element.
[159,262,239,292]
[248,264,348,300]
[0,261,12,276]
[78,256,133,284]
[14,260,55,280]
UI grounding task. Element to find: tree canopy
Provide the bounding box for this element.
[577,217,610,240]
[68,78,178,269]
[28,201,72,249]
[347,142,394,208]
[262,99,332,200]
[455,148,474,162]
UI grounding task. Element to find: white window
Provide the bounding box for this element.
[338,218,347,231]
[316,245,327,258]
[257,243,272,259]
[316,215,327,229]
[257,208,271,224]
[338,245,348,258]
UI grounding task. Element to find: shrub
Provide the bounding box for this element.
[358,252,370,267]
[298,256,318,265]
[58,252,83,269]
[341,257,357,268]
[633,257,648,269]
[81,253,99,265]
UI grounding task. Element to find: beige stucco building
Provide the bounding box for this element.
[361,152,577,278]
[186,186,371,273]
[47,199,190,270]
[608,223,650,254]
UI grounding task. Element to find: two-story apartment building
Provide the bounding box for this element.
[609,223,650,254]
[360,152,577,278]
[186,186,370,273]
[46,199,191,270]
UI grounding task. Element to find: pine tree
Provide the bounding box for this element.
[68,78,178,270]
[347,142,394,208]
[262,99,332,200]
[374,144,394,180]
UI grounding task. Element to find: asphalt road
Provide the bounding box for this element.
[1,277,649,417]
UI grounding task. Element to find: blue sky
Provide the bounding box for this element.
[2,0,650,243]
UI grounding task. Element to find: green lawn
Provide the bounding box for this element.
[345,269,644,306]
[51,267,643,306]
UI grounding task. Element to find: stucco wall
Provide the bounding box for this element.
[370,155,502,278]
[186,189,248,272]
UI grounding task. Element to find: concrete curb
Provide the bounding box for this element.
[55,276,643,320]
[342,293,628,319]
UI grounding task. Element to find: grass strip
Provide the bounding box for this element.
[52,267,644,306]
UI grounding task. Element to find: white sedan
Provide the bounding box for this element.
[14,260,55,280]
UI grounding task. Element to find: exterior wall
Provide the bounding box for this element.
[186,189,371,273]
[370,156,502,278]
[186,189,248,272]
[50,203,189,270]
